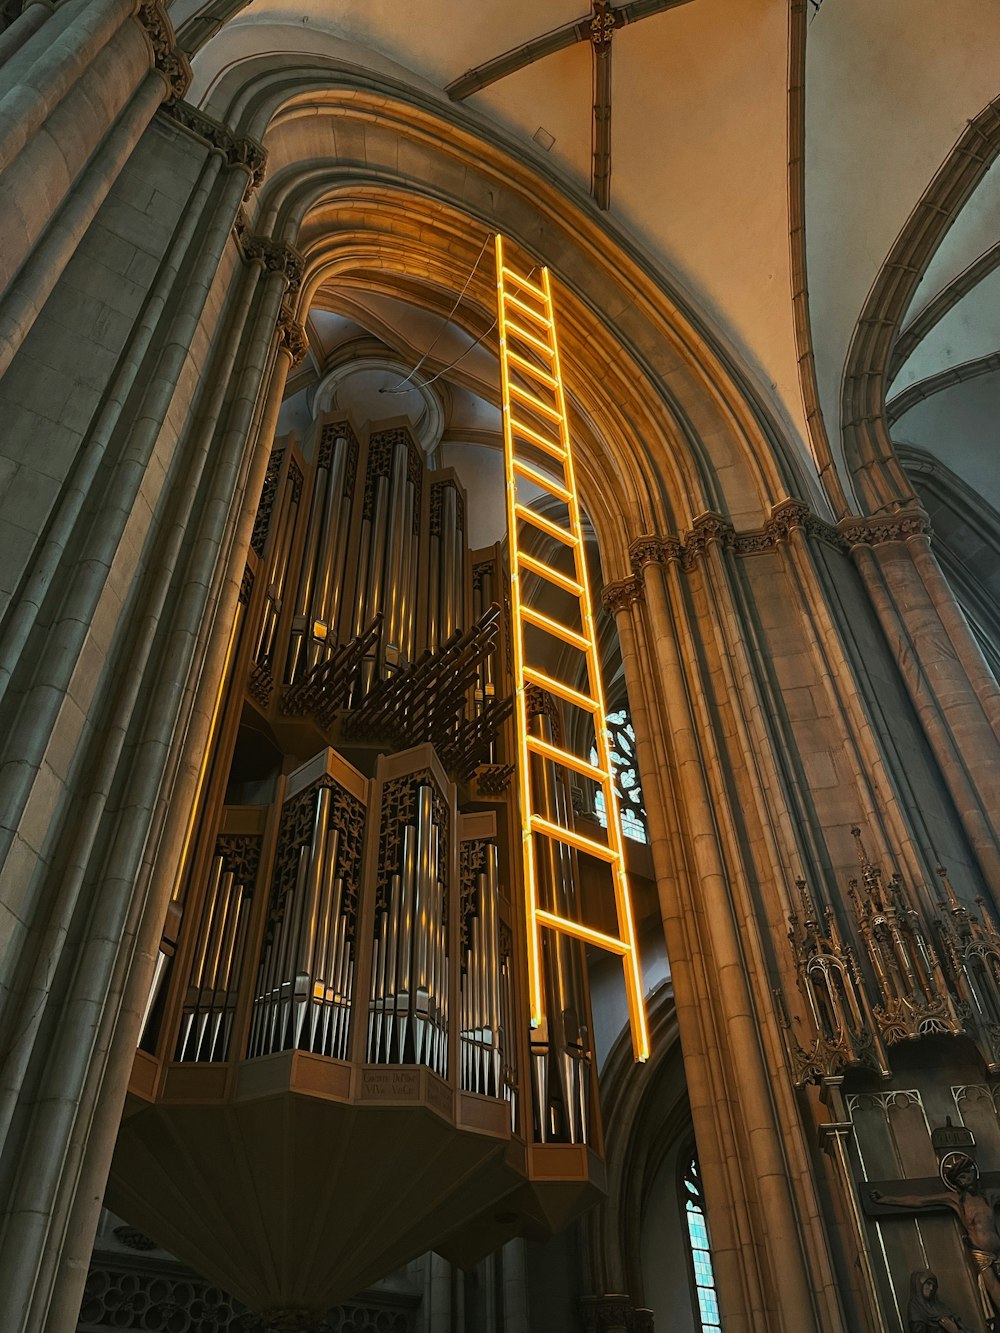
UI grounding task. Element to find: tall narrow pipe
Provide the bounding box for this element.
[383,442,407,666]
[399,822,416,1062]
[310,438,349,671]
[428,527,441,654]
[399,478,416,664]
[286,457,329,683]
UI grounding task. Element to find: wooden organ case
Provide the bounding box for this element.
[109,413,608,1319]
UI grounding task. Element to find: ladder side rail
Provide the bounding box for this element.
[496,234,545,1026]
[540,264,651,1062]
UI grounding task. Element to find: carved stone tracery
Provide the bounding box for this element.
[786,829,1000,1084]
[79,1260,415,1332]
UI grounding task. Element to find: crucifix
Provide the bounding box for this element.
[446,0,696,209]
[865,1151,1000,1329]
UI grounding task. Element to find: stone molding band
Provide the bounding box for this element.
[607,500,935,606]
[160,101,267,200]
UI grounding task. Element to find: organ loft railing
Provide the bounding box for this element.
[112,250,642,1324]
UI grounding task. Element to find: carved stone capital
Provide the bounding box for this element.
[581,1294,655,1333]
[682,511,735,568]
[524,684,562,742]
[601,576,643,615]
[240,235,305,294]
[136,0,192,102]
[277,307,309,366]
[160,101,267,199]
[628,534,682,573]
[764,497,812,542]
[838,507,931,549]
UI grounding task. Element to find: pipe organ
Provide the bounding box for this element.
[111,409,609,1320]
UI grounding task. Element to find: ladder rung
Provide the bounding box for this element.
[529,815,617,863]
[505,319,554,359]
[505,291,550,328]
[527,734,607,783]
[520,605,590,652]
[514,504,577,546]
[523,667,599,713]
[535,909,629,955]
[510,417,565,461]
[507,349,558,390]
[509,381,563,423]
[518,550,582,596]
[513,459,572,503]
[502,267,547,302]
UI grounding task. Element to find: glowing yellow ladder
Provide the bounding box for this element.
[495,234,649,1062]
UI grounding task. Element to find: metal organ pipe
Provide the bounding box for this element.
[437,481,467,651]
[313,433,352,667]
[254,462,301,672]
[369,781,449,1076]
[285,432,354,685]
[286,451,328,684]
[400,462,417,663]
[118,403,612,1315]
[176,852,253,1063]
[528,702,592,1145]
[460,840,503,1098]
[249,780,359,1061]
[382,442,405,669]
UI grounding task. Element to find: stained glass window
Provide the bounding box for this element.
[591,709,648,844]
[683,1153,721,1330]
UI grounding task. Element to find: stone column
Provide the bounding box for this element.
[502,1238,530,1333]
[843,511,1000,894]
[0,89,295,1322]
[605,525,844,1333]
[41,242,301,1333]
[0,0,53,65]
[0,0,192,374]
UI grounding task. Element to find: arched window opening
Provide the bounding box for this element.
[590,708,648,844]
[682,1152,721,1330]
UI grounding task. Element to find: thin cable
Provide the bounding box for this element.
[379,231,495,394]
[386,316,499,394]
[381,264,540,395]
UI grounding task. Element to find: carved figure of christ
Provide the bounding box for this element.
[867,1157,1000,1324]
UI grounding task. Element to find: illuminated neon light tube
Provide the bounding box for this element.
[495,233,650,1062]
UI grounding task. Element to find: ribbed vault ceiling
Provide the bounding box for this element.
[178,0,1000,522]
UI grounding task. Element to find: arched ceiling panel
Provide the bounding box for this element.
[903,157,1000,322]
[893,374,1000,514]
[612,0,805,453]
[805,0,1000,447]
[188,1,815,485]
[890,268,1000,395]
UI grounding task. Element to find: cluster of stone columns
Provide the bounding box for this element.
[602,495,1000,1332]
[0,7,310,1327]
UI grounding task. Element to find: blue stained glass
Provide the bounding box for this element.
[590,711,648,844]
[683,1155,721,1329]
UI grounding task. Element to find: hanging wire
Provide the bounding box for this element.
[382,315,500,394]
[379,231,496,395]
